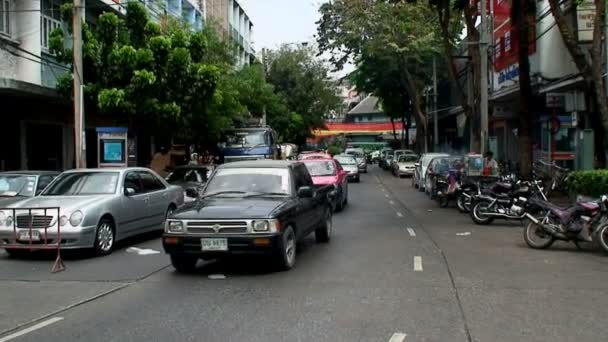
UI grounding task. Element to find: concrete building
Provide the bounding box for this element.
[207,0,254,67]
[0,0,206,171]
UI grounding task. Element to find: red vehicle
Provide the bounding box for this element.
[302,158,348,212]
[298,151,333,160]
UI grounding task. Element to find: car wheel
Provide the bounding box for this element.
[94,218,115,256]
[315,209,332,243]
[277,226,296,271]
[170,254,198,273]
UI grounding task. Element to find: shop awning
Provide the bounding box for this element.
[312,122,406,137]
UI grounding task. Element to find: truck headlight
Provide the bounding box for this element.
[253,220,269,232]
[69,211,84,227]
[166,220,184,233]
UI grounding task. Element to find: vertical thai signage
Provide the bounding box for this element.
[576,0,596,42]
[493,0,536,72]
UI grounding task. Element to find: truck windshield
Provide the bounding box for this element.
[224,130,268,147]
[204,168,290,196]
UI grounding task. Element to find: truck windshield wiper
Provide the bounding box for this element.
[246,143,267,152]
[201,191,248,198]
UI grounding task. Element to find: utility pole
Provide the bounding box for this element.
[432,56,438,151]
[605,4,608,98]
[73,0,85,168]
[479,0,489,154]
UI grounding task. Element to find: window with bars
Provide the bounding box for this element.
[0,0,10,36]
[41,0,62,51]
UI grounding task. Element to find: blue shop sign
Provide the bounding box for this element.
[498,65,519,84]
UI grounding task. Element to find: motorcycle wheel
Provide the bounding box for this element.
[456,194,468,213]
[597,225,608,254]
[470,202,495,225]
[523,221,554,249]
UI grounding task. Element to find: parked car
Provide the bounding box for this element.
[166,165,212,203]
[425,156,463,198]
[334,154,360,182]
[0,168,184,256]
[0,171,59,207]
[414,153,450,191]
[392,154,418,177]
[303,158,348,212]
[162,160,333,272]
[393,149,415,161]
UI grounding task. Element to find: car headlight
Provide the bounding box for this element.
[59,215,69,227]
[166,220,184,233]
[253,220,270,232]
[69,211,84,227]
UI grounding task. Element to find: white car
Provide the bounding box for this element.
[414,153,449,191]
[392,154,418,177]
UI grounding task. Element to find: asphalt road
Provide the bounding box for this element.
[1,166,608,342]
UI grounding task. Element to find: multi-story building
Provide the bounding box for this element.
[207,0,254,67]
[0,0,206,171]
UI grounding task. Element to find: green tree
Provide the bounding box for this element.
[317,0,441,151]
[50,1,222,145]
[264,46,340,146]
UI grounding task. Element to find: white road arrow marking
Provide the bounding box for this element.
[126,247,161,255]
[388,332,407,342]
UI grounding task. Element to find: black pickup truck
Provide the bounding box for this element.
[162,160,333,272]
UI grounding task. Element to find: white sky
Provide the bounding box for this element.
[238,0,354,79]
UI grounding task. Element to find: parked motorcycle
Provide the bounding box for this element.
[469,179,547,225]
[523,195,608,252]
[457,175,514,213]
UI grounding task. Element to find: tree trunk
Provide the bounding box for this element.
[435,6,473,118]
[401,115,407,148]
[512,0,534,178]
[390,117,398,142]
[463,5,482,152]
[591,0,608,136]
[548,0,608,165]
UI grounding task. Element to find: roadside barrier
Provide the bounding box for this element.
[0,207,65,272]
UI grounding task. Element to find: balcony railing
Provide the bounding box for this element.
[41,15,62,52]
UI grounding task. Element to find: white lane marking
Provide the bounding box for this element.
[396,212,403,218]
[388,332,407,342]
[0,317,64,342]
[414,256,423,271]
[126,247,161,255]
[385,194,390,198]
[407,228,416,237]
[456,232,471,236]
[389,200,395,205]
[208,274,226,280]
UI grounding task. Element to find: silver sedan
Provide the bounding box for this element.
[0,168,184,255]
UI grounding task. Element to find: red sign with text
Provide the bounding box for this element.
[492,0,536,71]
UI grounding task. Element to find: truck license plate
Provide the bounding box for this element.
[201,238,228,251]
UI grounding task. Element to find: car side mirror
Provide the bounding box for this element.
[185,188,198,198]
[297,186,314,198]
[124,187,136,196]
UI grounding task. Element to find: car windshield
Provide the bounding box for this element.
[223,130,268,147]
[203,168,290,196]
[42,172,119,196]
[167,168,208,183]
[422,154,448,167]
[398,155,418,162]
[0,175,37,197]
[304,160,336,176]
[334,155,357,166]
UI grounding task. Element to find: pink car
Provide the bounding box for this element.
[302,158,348,212]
